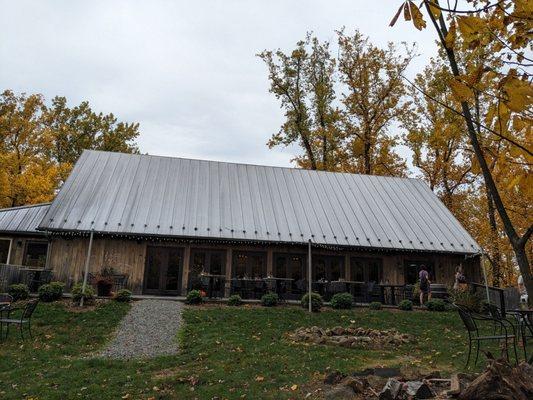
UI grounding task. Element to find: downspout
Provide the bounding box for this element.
[80,230,94,307]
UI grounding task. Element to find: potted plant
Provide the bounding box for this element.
[94,267,115,297]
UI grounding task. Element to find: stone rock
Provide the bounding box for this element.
[424,370,442,379]
[324,385,355,400]
[379,378,402,400]
[324,371,346,385]
[404,381,434,399]
[340,376,367,394]
[331,326,346,336]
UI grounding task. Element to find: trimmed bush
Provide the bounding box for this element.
[38,281,65,302]
[301,292,323,312]
[114,289,132,302]
[261,292,279,307]
[330,292,353,309]
[398,299,413,311]
[425,298,446,312]
[71,283,95,304]
[186,289,203,305]
[228,294,243,306]
[8,283,29,301]
[369,301,382,310]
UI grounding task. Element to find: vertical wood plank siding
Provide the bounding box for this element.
[46,237,480,295]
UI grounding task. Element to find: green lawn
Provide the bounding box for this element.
[0,301,529,399]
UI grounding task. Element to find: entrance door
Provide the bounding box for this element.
[143,246,183,295]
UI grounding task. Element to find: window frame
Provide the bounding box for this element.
[232,250,267,278]
[190,248,227,276]
[273,253,306,280]
[0,237,13,264]
[22,240,49,268]
[350,257,383,283]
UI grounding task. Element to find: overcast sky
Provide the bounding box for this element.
[1,0,439,168]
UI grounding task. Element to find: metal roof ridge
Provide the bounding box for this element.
[81,149,422,182]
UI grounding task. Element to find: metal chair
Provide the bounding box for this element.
[0,293,13,304]
[455,304,518,367]
[0,299,39,340]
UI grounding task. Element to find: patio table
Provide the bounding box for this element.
[199,274,226,298]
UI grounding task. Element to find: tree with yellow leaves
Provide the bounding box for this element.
[0,90,140,208]
[259,30,412,176]
[390,0,532,299]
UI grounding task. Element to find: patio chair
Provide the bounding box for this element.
[112,274,129,291]
[454,304,518,367]
[0,299,39,340]
[0,293,13,304]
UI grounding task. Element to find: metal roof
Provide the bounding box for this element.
[38,150,480,254]
[0,203,50,235]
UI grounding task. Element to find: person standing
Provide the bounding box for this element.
[454,266,467,291]
[518,275,528,306]
[419,265,431,305]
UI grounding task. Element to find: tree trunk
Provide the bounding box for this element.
[486,191,503,287]
[363,133,371,174]
[427,8,532,305]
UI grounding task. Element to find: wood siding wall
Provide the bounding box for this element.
[46,236,481,295]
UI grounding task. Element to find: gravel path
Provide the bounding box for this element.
[98,299,183,359]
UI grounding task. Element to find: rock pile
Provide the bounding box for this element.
[287,325,413,349]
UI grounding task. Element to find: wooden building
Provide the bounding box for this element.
[1,150,481,296]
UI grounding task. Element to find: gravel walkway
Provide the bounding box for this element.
[98,299,183,359]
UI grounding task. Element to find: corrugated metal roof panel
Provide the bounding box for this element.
[0,203,50,235]
[38,150,481,254]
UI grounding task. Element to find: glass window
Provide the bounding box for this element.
[313,256,344,281]
[0,239,11,264]
[274,254,305,280]
[190,249,226,278]
[232,251,266,278]
[23,241,48,268]
[350,257,383,283]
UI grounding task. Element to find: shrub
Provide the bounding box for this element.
[425,298,446,312]
[227,294,243,306]
[8,283,29,301]
[114,289,132,302]
[38,281,65,302]
[369,301,382,310]
[261,292,279,307]
[301,292,323,312]
[186,289,203,305]
[330,292,353,309]
[398,299,413,311]
[71,283,96,304]
[448,287,483,312]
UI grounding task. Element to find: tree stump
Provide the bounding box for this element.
[459,358,533,400]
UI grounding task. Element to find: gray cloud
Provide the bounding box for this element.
[1,0,437,167]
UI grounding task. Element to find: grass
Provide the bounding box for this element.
[0,301,530,399]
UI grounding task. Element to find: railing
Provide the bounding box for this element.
[0,263,49,292]
[469,282,521,317]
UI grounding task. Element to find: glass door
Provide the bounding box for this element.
[143,246,183,295]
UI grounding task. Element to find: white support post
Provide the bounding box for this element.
[308,239,312,313]
[80,231,94,307]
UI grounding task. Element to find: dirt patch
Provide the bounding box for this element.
[59,298,111,313]
[286,325,414,349]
